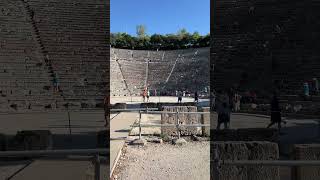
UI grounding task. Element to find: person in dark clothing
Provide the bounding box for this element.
[217,102,230,130]
[53,73,60,92]
[177,91,183,103]
[267,93,286,130]
[194,91,199,103]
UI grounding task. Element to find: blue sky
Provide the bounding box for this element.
[111,0,210,36]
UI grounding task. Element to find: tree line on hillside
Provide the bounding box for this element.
[111,25,210,50]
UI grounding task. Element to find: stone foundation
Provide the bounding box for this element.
[211,128,279,142]
[292,144,320,180]
[8,130,53,150]
[161,106,201,136]
[211,141,280,180]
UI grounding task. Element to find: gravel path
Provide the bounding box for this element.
[112,141,210,180]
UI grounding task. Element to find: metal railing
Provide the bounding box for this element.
[211,147,320,180]
[0,149,108,180]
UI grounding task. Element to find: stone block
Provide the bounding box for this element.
[161,106,201,136]
[292,144,320,180]
[237,128,279,142]
[172,138,187,146]
[8,130,53,150]
[211,128,279,142]
[211,141,280,180]
[130,139,146,146]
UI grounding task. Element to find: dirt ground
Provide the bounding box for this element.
[112,141,210,180]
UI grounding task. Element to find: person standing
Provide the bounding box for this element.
[303,82,310,99]
[142,88,146,102]
[194,91,199,103]
[234,93,241,112]
[53,73,60,93]
[267,92,286,131]
[313,78,319,95]
[147,89,150,102]
[177,91,182,103]
[216,102,231,130]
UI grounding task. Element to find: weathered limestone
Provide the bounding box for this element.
[161,106,201,136]
[172,138,187,146]
[200,107,210,136]
[211,128,279,142]
[8,130,53,150]
[292,144,320,180]
[211,141,280,180]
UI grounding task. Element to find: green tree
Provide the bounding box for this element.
[191,31,201,46]
[150,34,164,49]
[136,25,146,38]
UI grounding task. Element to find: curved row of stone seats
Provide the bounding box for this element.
[110,59,129,96]
[0,0,61,112]
[27,0,108,107]
[111,47,209,96]
[213,0,320,96]
[164,47,210,92]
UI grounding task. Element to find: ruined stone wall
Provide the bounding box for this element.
[293,144,320,180]
[211,141,280,180]
[161,106,201,136]
[211,128,279,142]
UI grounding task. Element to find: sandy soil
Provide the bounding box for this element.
[112,141,210,180]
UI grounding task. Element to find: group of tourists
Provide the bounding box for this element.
[176,90,199,103]
[303,78,319,98]
[214,88,287,132]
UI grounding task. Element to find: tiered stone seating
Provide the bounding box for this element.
[110,47,209,96]
[27,0,108,109]
[0,0,61,112]
[110,49,130,96]
[165,48,210,92]
[213,0,320,97]
[0,0,108,112]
